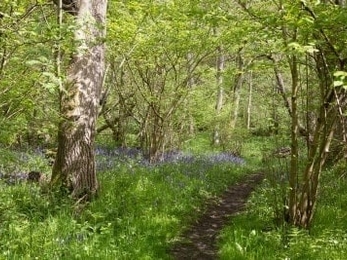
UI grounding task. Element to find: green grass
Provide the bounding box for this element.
[182,132,214,153]
[2,136,346,259]
[218,161,347,260]
[0,152,248,259]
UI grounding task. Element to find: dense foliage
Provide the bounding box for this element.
[1,0,347,258]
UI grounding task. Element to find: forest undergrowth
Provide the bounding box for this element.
[0,136,346,259]
[0,134,248,259]
[218,140,347,260]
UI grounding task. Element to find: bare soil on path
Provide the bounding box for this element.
[170,172,264,260]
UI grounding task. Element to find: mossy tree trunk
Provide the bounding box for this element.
[51,0,108,200]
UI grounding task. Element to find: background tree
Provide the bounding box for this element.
[103,0,218,161]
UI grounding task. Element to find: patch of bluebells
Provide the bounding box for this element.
[203,152,245,165]
[0,147,245,180]
[95,146,144,171]
[155,150,196,164]
[33,147,45,156]
[0,172,29,185]
[95,147,245,172]
[0,151,33,185]
[95,146,142,158]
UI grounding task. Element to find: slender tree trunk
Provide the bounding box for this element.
[296,110,335,227]
[288,50,338,228]
[271,57,309,138]
[230,50,244,129]
[187,52,195,135]
[273,65,292,116]
[293,50,338,227]
[288,55,299,225]
[213,45,224,145]
[51,0,108,199]
[246,71,252,130]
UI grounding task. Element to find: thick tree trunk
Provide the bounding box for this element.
[51,0,108,199]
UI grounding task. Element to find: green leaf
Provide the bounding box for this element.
[42,82,57,93]
[25,60,42,66]
[333,80,344,87]
[334,71,347,77]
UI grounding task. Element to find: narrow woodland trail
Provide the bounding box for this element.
[170,172,264,260]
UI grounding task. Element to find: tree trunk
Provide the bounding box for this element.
[187,52,195,135]
[246,71,252,130]
[288,55,300,225]
[51,0,108,200]
[287,50,339,228]
[230,50,244,129]
[295,109,335,227]
[270,56,309,138]
[292,49,339,227]
[213,46,224,145]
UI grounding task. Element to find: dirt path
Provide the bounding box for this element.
[170,172,264,260]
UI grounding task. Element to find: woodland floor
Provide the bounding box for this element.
[170,172,265,260]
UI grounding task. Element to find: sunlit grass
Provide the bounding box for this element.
[2,136,346,259]
[0,151,247,259]
[218,162,347,260]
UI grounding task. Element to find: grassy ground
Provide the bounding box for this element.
[218,157,347,260]
[0,142,250,259]
[1,136,346,259]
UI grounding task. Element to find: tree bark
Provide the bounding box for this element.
[246,71,252,130]
[296,108,336,227]
[288,55,300,225]
[51,0,108,200]
[230,49,244,129]
[270,56,309,138]
[213,45,224,145]
[187,52,195,135]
